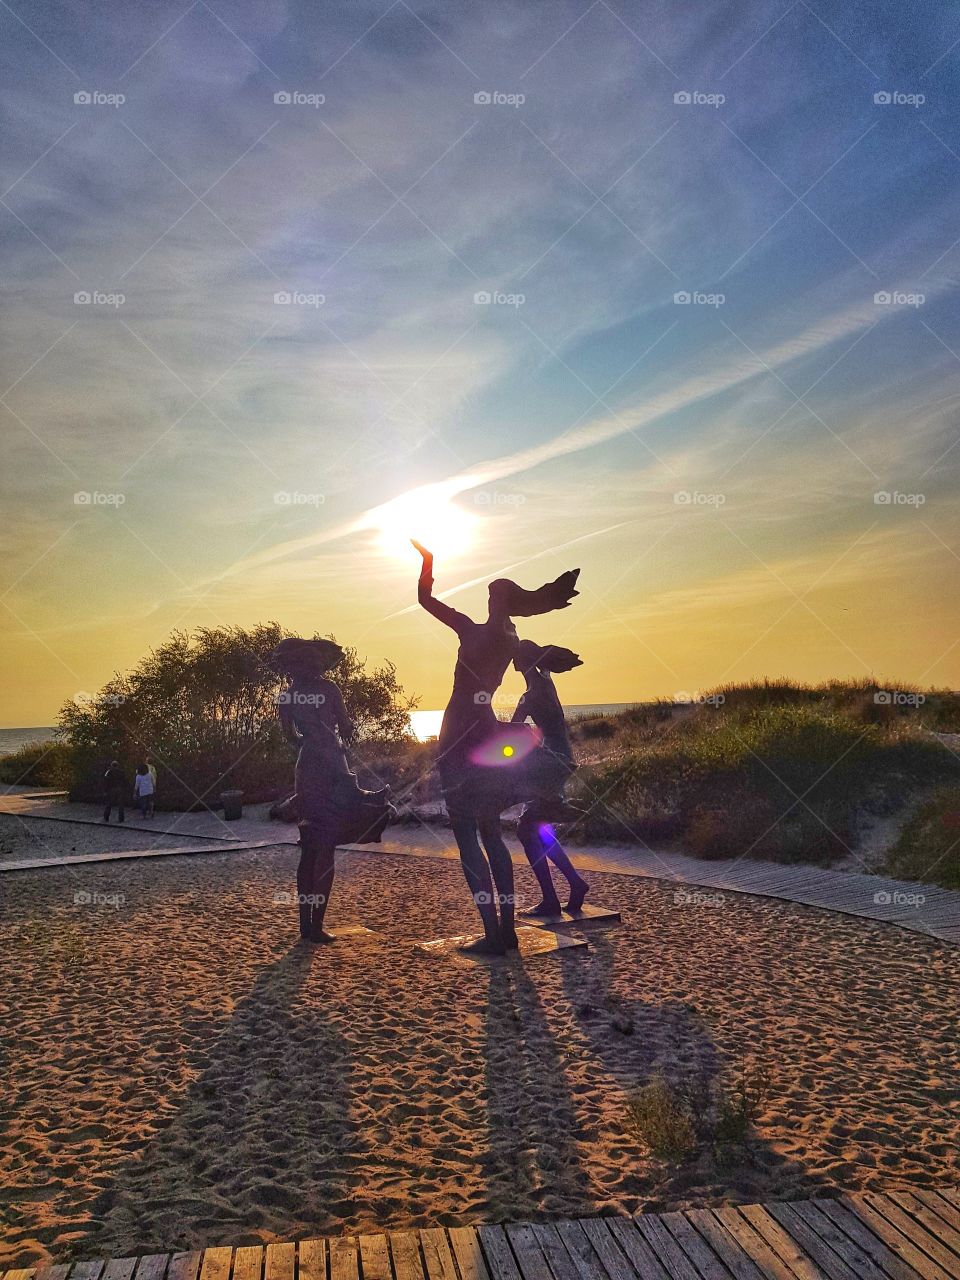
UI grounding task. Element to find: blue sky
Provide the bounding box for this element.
[2,0,960,721]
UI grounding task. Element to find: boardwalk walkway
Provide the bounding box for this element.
[6,1187,960,1280]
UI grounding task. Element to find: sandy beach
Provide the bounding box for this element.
[1,838,958,1268]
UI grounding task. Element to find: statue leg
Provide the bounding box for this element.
[299,822,336,943]
[516,809,562,917]
[477,816,518,950]
[542,823,589,911]
[296,833,314,938]
[451,817,504,955]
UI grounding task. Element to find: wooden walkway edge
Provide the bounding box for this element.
[7,1188,960,1280]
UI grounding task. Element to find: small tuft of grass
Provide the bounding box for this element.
[625,1076,698,1162]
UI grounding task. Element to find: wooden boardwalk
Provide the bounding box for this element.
[6,1188,960,1280]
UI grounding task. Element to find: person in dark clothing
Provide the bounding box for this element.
[511,640,589,916]
[103,760,126,823]
[412,539,580,955]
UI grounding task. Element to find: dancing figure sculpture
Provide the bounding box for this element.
[512,639,589,916]
[413,540,579,954]
[271,637,392,943]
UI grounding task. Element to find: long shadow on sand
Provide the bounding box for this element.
[480,954,596,1221]
[84,943,367,1258]
[560,928,828,1207]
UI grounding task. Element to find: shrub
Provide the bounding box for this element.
[886,787,960,889]
[0,739,71,788]
[625,1077,697,1162]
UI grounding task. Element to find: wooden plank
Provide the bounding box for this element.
[940,1193,960,1211]
[135,1258,171,1280]
[603,1217,672,1280]
[101,1265,137,1280]
[391,1232,426,1280]
[166,1256,202,1280]
[531,1225,580,1280]
[68,1265,105,1280]
[35,1266,72,1280]
[328,1239,360,1280]
[887,1192,960,1266]
[766,1204,864,1280]
[358,1236,391,1280]
[575,1218,654,1280]
[265,1244,295,1280]
[504,1225,553,1280]
[840,1195,954,1280]
[659,1210,734,1279]
[421,1230,458,1280]
[811,1200,923,1280]
[477,1226,523,1280]
[683,1210,765,1280]
[298,1241,326,1280]
[737,1205,824,1280]
[198,1250,233,1280]
[920,1193,960,1236]
[789,1202,891,1280]
[5,1272,36,1280]
[633,1215,702,1280]
[233,1248,263,1280]
[449,1227,491,1280]
[553,1222,611,1280]
[858,1194,960,1280]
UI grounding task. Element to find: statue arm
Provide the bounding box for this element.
[412,540,472,635]
[330,683,356,746]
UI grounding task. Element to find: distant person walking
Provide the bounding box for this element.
[134,763,155,819]
[103,760,126,823]
[146,756,158,816]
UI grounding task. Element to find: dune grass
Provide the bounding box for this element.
[886,786,960,889]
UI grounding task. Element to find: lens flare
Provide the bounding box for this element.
[469,723,542,767]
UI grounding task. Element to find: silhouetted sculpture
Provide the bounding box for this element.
[413,540,579,955]
[271,637,392,943]
[511,639,590,916]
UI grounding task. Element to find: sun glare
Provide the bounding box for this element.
[374,490,476,561]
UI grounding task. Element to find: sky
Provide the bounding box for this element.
[2,0,960,726]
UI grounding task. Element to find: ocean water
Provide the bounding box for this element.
[0,726,58,756]
[409,702,638,741]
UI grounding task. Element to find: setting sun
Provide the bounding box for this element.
[373,489,476,561]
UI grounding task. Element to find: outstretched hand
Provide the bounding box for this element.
[411,539,433,562]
